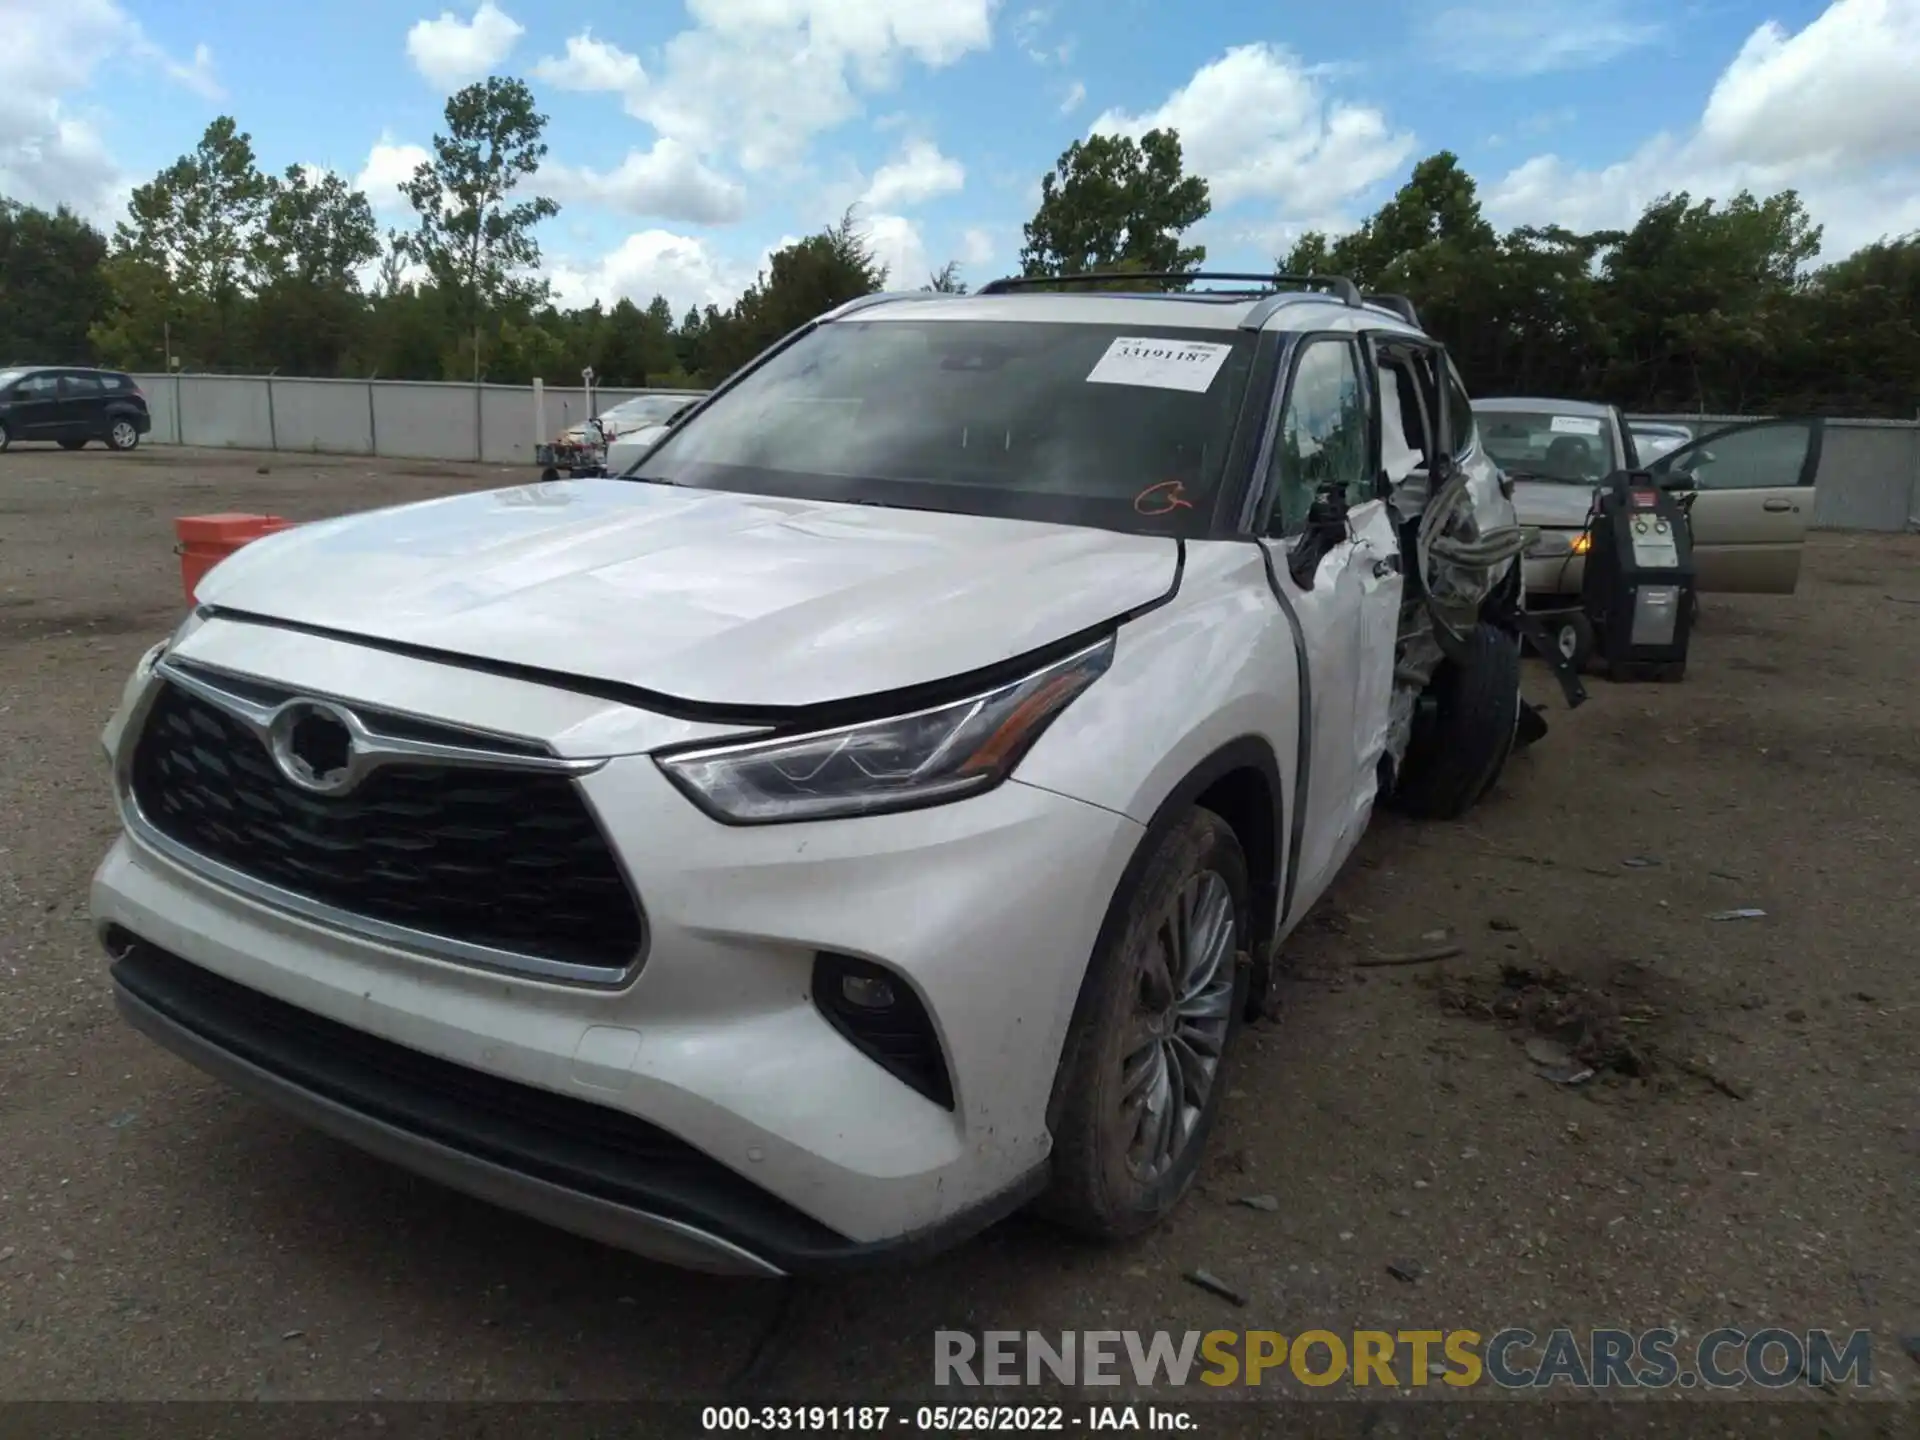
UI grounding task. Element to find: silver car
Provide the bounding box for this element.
[1475,396,1823,666]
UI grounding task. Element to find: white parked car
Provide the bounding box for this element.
[95,276,1547,1275]
[602,422,672,477]
[537,393,699,478]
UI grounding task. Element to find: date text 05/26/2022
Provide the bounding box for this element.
[701,1406,1193,1432]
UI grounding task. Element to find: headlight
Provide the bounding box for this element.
[1570,532,1592,555]
[657,638,1115,824]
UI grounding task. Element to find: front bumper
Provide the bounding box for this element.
[92,633,1144,1269]
[1523,550,1586,601]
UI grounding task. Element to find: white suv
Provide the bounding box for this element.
[93,275,1552,1276]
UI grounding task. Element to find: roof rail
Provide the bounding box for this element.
[819,290,929,321]
[976,271,1363,306]
[1362,292,1421,327]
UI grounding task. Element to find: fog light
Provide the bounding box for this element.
[812,952,954,1109]
[841,974,896,1010]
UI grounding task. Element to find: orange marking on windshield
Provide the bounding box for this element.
[1134,481,1194,516]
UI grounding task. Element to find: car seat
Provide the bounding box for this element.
[1544,435,1594,479]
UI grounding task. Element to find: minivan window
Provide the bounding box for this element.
[628,319,1258,533]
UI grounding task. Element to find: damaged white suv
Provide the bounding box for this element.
[93,274,1551,1276]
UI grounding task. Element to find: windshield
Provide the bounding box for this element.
[0,369,26,390]
[601,394,691,428]
[628,319,1257,532]
[1478,409,1619,483]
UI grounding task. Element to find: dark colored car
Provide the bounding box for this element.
[0,366,152,453]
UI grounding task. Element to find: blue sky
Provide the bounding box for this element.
[6,1,1916,315]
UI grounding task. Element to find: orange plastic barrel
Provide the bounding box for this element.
[174,514,296,604]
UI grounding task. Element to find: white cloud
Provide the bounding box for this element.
[0,0,220,218]
[406,1,524,90]
[960,226,995,267]
[540,139,747,225]
[619,0,995,172]
[1697,0,1920,167]
[1423,0,1662,76]
[1059,80,1087,115]
[1487,0,1920,258]
[861,139,965,210]
[142,39,223,100]
[1013,7,1051,63]
[862,212,928,287]
[548,229,751,314]
[355,135,431,213]
[1092,43,1416,217]
[531,31,646,97]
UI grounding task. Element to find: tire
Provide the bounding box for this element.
[0,420,10,453]
[540,466,561,482]
[59,438,87,451]
[1550,612,1594,673]
[106,418,139,451]
[1040,807,1251,1240]
[1391,622,1523,820]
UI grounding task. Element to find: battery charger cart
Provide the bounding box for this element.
[1580,469,1698,683]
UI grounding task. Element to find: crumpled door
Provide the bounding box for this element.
[1268,498,1405,915]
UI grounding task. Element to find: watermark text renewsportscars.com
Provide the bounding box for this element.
[934,1327,1875,1391]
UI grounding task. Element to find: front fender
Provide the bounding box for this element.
[1016,541,1302,919]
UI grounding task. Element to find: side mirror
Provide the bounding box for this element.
[1658,474,1692,493]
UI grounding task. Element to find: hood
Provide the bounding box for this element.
[194,480,1179,710]
[1510,478,1599,530]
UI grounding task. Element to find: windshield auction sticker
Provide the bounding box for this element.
[1086,337,1234,393]
[1549,415,1604,435]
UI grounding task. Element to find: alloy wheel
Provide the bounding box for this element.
[1117,870,1237,1182]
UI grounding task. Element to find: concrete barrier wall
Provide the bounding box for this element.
[178,376,275,450]
[133,375,705,468]
[271,379,375,455]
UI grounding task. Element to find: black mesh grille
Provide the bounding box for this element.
[129,679,644,974]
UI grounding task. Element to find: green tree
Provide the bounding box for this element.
[249,165,380,375]
[92,116,273,367]
[1599,190,1821,411]
[1788,236,1920,413]
[695,210,886,382]
[1019,129,1209,279]
[399,76,560,380]
[923,260,968,293]
[258,165,379,286]
[0,200,110,362]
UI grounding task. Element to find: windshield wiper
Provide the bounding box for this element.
[620,473,684,487]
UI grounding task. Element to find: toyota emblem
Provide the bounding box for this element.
[269,699,360,795]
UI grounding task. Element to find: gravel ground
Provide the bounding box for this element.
[1,446,1915,1409]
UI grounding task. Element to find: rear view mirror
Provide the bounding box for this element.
[1658,474,1693,493]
